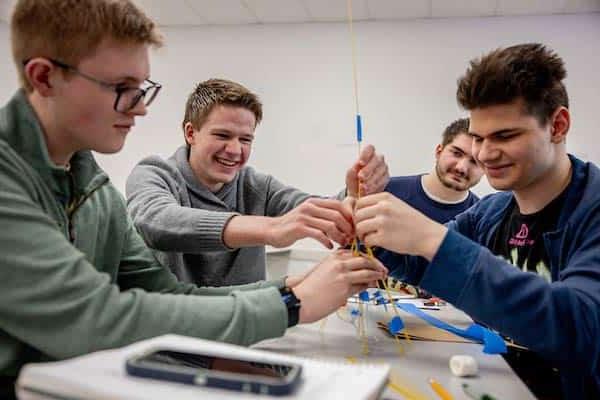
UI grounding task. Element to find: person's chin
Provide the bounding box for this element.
[215,171,238,184]
[94,140,126,154]
[488,176,514,191]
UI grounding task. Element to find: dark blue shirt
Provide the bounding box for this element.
[382,156,600,399]
[385,175,479,224]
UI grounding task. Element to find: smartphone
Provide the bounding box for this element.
[125,348,303,396]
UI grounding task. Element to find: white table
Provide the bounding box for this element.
[255,300,535,400]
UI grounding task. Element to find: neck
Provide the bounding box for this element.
[422,172,469,203]
[28,92,74,167]
[514,153,572,214]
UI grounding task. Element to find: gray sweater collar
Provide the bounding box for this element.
[172,145,238,205]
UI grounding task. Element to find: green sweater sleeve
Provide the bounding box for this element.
[0,153,287,366]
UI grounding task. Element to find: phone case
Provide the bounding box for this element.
[125,350,302,396]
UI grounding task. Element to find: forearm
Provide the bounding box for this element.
[222,215,276,248]
[187,278,286,295]
[131,200,238,253]
[1,223,288,360]
[419,229,600,368]
[416,222,448,261]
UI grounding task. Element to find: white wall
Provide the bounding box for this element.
[1,14,599,202]
[0,23,18,99]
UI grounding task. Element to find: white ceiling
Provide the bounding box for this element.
[0,0,599,25]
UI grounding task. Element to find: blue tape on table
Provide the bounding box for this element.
[359,290,370,302]
[388,316,404,335]
[395,302,506,354]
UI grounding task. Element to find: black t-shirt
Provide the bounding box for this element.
[491,189,567,281]
[491,189,568,400]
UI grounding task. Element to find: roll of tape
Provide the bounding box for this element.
[449,355,478,377]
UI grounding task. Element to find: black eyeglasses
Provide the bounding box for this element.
[23,58,162,113]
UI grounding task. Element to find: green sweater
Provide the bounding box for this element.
[0,90,287,378]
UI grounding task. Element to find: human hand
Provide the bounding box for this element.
[292,250,388,323]
[267,198,354,249]
[345,144,389,197]
[354,193,447,260]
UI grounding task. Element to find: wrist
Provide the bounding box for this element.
[284,274,302,288]
[262,216,278,247]
[418,223,448,261]
[280,286,301,327]
[223,215,274,248]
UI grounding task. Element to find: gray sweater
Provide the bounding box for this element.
[126,146,316,286]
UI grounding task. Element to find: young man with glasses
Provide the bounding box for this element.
[126,79,390,286]
[0,1,387,397]
[353,43,600,399]
[42,58,162,115]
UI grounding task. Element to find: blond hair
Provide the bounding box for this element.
[182,79,263,136]
[11,0,163,91]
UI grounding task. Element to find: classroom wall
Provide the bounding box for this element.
[0,24,17,99]
[1,14,599,248]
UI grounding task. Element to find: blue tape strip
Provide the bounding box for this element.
[372,291,388,312]
[356,114,362,142]
[388,316,404,335]
[359,290,370,302]
[395,302,506,354]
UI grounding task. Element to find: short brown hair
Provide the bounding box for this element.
[441,117,469,147]
[182,79,263,134]
[11,0,163,92]
[456,43,568,126]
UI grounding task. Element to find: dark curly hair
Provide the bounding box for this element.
[456,43,568,126]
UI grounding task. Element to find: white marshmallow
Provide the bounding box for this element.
[449,355,478,377]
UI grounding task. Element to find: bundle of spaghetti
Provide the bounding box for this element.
[345,0,409,356]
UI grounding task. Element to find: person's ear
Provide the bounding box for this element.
[549,106,570,144]
[434,144,443,160]
[24,58,57,97]
[183,122,196,146]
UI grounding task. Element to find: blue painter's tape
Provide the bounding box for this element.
[395,302,506,354]
[359,290,370,302]
[356,114,362,142]
[373,291,387,311]
[388,316,404,335]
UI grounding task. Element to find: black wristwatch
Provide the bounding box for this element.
[279,286,301,328]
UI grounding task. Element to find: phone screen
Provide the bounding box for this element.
[137,350,296,381]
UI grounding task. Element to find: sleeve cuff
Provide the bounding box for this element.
[194,211,240,251]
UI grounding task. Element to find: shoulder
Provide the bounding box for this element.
[386,174,421,194]
[387,174,421,186]
[470,191,512,213]
[126,151,184,190]
[455,191,512,228]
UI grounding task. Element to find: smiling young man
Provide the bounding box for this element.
[0,1,387,397]
[126,79,389,286]
[384,118,483,225]
[353,43,600,399]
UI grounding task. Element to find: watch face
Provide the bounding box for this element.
[282,293,294,305]
[280,290,300,327]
